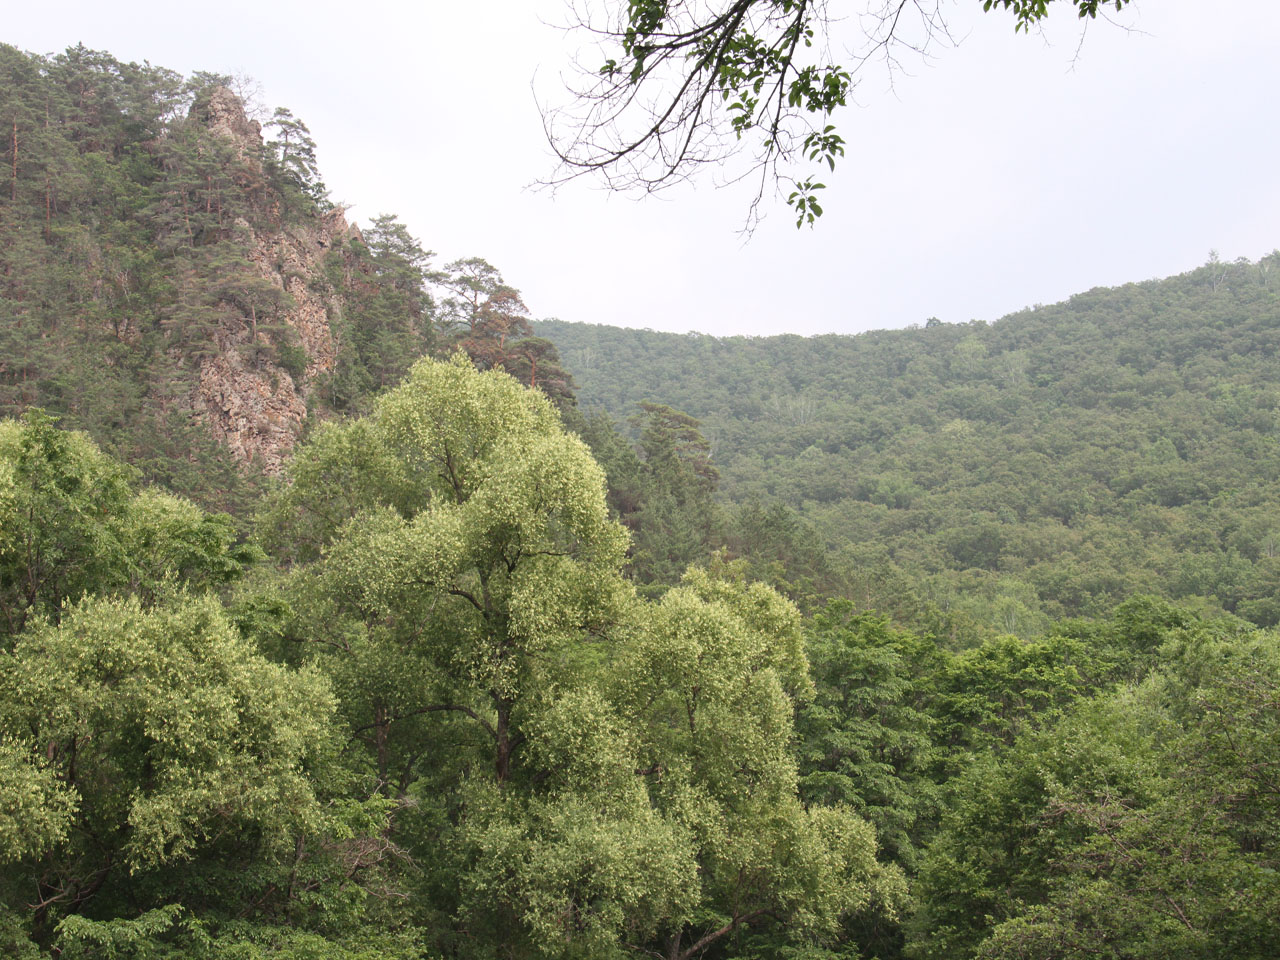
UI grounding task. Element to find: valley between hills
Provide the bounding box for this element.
[1,41,1278,960]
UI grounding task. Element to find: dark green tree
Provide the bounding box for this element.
[623,402,722,589]
[264,106,327,207]
[797,602,941,869]
[908,608,1280,960]
[434,256,576,406]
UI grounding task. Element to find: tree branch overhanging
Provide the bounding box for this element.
[539,0,1134,231]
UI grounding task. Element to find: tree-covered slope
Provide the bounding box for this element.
[3,40,1279,959]
[0,45,440,514]
[0,43,583,520]
[6,399,1278,960]
[538,254,1280,631]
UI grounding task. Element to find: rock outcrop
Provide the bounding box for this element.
[187,88,362,474]
[190,86,264,163]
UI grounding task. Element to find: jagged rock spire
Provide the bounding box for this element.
[190,86,262,161]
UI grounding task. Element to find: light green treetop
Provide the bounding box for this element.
[0,413,257,638]
[0,593,336,935]
[260,356,901,958]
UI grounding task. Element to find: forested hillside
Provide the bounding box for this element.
[0,43,433,512]
[2,41,1279,960]
[6,362,1279,960]
[0,45,568,518]
[539,259,1280,635]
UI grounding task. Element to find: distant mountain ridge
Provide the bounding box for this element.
[537,254,1280,630]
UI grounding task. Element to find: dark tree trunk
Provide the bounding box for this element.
[495,696,513,782]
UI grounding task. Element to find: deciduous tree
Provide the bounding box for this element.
[544,0,1134,227]
[262,356,901,958]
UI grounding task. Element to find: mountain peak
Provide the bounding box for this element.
[190,85,262,159]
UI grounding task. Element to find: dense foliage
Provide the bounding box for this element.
[2,42,1278,960]
[1,368,912,959]
[539,256,1280,637]
[4,399,1277,959]
[0,45,568,517]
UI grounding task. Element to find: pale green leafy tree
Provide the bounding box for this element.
[615,568,907,959]
[0,413,257,637]
[0,414,133,636]
[264,352,631,792]
[263,356,902,958]
[0,593,336,944]
[0,741,75,867]
[264,354,685,954]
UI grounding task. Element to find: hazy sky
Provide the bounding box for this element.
[9,1,1280,336]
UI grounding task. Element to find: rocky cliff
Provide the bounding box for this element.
[0,47,437,511]
[189,88,362,473]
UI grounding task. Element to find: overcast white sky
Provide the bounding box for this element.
[9,1,1280,336]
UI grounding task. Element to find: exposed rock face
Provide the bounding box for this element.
[197,352,307,472]
[188,88,363,474]
[190,86,263,162]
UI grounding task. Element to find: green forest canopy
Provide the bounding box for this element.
[3,359,1278,960]
[0,40,1278,960]
[538,252,1280,636]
